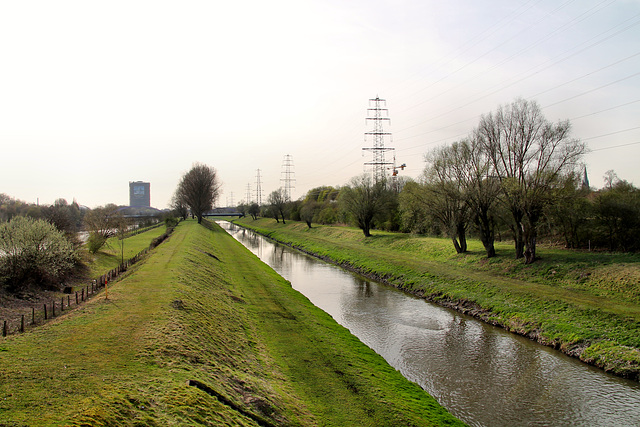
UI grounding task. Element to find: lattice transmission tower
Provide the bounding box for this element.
[363,96,395,183]
[280,154,295,201]
[245,183,252,204]
[255,169,263,205]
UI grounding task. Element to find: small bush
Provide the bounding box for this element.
[87,232,108,254]
[0,216,76,291]
[164,216,179,227]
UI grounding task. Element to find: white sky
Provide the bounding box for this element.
[1,0,639,209]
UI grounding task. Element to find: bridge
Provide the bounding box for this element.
[204,210,244,218]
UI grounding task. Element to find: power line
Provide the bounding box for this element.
[591,141,640,152]
[543,71,640,108]
[583,127,640,141]
[570,99,640,121]
[391,11,640,137]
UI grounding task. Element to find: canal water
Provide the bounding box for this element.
[219,222,640,427]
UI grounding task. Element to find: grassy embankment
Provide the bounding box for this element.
[0,224,169,332]
[234,217,640,380]
[84,224,168,278]
[0,219,463,426]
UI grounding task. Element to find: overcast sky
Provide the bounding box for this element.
[1,0,639,209]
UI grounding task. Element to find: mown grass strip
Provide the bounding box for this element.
[84,224,168,278]
[234,217,640,380]
[0,219,463,426]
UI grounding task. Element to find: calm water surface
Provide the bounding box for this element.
[220,222,640,427]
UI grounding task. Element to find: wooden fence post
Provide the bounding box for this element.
[52,301,55,317]
[61,297,64,312]
[32,307,35,325]
[76,291,79,305]
[81,289,84,302]
[44,303,48,320]
[2,321,7,337]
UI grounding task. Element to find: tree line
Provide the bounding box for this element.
[237,99,640,262]
[0,196,165,294]
[3,97,635,295]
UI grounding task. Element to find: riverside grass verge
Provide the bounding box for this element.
[0,224,170,334]
[233,217,640,380]
[0,219,463,426]
[85,224,169,278]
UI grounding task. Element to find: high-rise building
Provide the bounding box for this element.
[129,181,150,207]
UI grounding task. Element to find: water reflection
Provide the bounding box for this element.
[220,222,640,427]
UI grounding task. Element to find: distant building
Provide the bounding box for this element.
[129,181,150,207]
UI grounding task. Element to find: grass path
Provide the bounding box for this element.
[0,219,463,426]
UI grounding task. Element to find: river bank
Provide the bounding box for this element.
[0,219,463,426]
[233,217,640,380]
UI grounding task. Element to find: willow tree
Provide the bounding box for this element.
[267,188,288,224]
[476,98,586,263]
[176,163,221,224]
[417,145,471,254]
[339,174,390,237]
[428,137,501,257]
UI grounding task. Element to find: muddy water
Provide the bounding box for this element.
[220,222,640,427]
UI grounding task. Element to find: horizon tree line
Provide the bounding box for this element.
[240,99,639,261]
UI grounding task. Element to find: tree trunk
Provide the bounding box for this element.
[362,219,372,237]
[511,210,525,259]
[476,213,496,258]
[197,215,203,224]
[523,212,540,264]
[451,237,463,253]
[456,222,467,253]
[524,232,537,264]
[305,220,312,229]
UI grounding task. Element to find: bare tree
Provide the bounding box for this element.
[267,188,288,224]
[176,163,221,224]
[300,201,319,229]
[476,98,586,263]
[170,189,189,220]
[455,135,501,257]
[83,204,121,239]
[248,202,260,220]
[339,174,390,237]
[83,204,123,253]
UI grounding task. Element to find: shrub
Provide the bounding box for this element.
[87,232,108,254]
[164,216,179,227]
[0,216,76,291]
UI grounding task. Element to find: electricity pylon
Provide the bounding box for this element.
[245,183,252,204]
[255,169,263,206]
[363,96,395,183]
[280,154,295,201]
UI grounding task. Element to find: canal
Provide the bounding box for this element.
[220,222,640,427]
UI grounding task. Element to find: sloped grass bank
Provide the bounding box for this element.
[0,219,463,426]
[0,224,170,334]
[234,218,640,380]
[84,224,168,278]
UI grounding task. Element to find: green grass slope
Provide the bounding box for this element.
[234,217,640,380]
[0,219,463,426]
[84,224,168,278]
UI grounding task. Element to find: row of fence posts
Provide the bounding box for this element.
[2,245,156,337]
